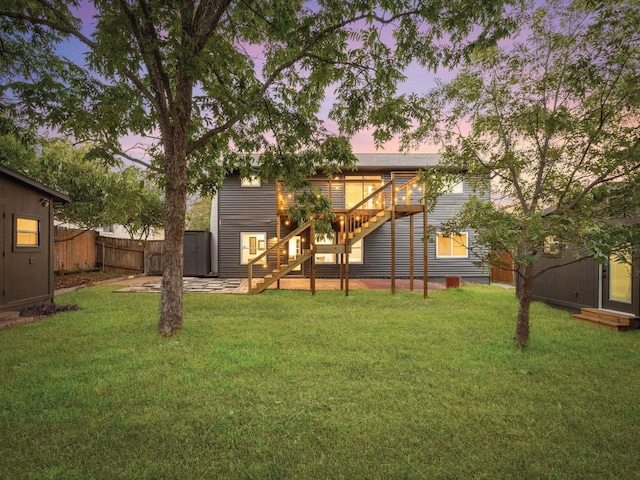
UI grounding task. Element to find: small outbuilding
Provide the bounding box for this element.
[0,165,70,315]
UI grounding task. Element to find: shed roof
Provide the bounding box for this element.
[0,164,71,203]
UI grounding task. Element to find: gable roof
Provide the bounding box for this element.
[0,164,71,204]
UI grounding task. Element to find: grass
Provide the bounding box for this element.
[1,285,639,479]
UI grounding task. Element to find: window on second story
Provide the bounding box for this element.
[443,180,464,194]
[436,233,468,258]
[543,236,560,255]
[241,176,261,187]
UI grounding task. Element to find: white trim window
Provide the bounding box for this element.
[543,236,560,255]
[241,176,261,187]
[436,232,468,258]
[349,239,363,264]
[315,232,336,264]
[241,232,267,264]
[444,180,464,194]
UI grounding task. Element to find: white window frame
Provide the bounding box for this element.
[349,239,364,264]
[444,180,464,194]
[241,176,261,187]
[240,232,267,265]
[543,236,560,255]
[435,232,469,258]
[315,232,337,264]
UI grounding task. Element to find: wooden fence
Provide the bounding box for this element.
[96,236,164,275]
[54,227,164,275]
[490,250,515,284]
[54,227,97,272]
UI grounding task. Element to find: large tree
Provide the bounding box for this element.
[409,0,640,346]
[0,0,517,336]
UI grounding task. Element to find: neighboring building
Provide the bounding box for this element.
[0,165,70,314]
[209,153,490,292]
[521,236,640,330]
[55,222,165,241]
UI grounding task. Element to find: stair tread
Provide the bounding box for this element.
[580,308,635,320]
[572,313,627,327]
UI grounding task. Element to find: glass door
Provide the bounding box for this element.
[602,252,638,314]
[287,236,302,274]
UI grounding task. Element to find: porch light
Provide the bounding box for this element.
[284,220,290,226]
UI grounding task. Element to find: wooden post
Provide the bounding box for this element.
[409,215,414,291]
[310,222,316,295]
[423,202,428,299]
[276,210,281,290]
[345,213,350,297]
[391,175,396,295]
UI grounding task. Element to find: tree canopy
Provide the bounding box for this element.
[0,0,518,335]
[408,0,640,346]
[0,135,164,239]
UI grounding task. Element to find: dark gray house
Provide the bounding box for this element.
[208,153,489,293]
[0,165,70,315]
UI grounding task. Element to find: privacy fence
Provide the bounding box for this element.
[54,227,164,275]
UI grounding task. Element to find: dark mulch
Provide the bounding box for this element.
[54,271,125,290]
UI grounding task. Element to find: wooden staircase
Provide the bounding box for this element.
[249,248,314,294]
[572,308,640,331]
[348,210,392,244]
[249,174,426,295]
[248,220,316,295]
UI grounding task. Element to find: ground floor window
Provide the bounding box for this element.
[315,232,336,264]
[436,232,468,258]
[15,217,40,247]
[241,232,266,264]
[349,239,363,264]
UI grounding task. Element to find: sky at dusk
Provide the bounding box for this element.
[54,3,467,156]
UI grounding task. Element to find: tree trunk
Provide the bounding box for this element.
[515,264,534,347]
[158,146,188,336]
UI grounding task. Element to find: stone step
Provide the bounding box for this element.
[0,312,37,331]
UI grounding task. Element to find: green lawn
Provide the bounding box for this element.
[1,285,639,479]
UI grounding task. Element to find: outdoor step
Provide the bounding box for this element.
[579,308,635,324]
[572,312,640,332]
[0,312,37,331]
[0,311,20,321]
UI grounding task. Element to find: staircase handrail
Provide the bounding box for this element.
[248,220,314,290]
[382,175,421,206]
[347,180,392,215]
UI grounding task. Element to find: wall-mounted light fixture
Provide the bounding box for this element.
[40,198,50,208]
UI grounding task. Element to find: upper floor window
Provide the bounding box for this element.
[444,181,464,194]
[241,176,261,187]
[543,236,560,255]
[16,217,40,247]
[436,232,468,258]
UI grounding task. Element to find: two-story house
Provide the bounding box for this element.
[208,153,489,293]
